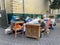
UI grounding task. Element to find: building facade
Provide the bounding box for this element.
[5,0,49,14]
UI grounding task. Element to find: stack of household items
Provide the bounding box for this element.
[5,15,56,40]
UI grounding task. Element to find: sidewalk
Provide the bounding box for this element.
[0,23,60,45]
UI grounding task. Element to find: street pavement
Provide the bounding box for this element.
[0,23,60,45]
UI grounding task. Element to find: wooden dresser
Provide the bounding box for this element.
[25,24,41,40]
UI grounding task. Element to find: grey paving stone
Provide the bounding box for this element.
[0,23,60,45]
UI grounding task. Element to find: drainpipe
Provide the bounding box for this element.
[23,0,24,13]
[23,0,24,19]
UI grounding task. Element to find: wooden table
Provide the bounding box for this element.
[25,24,41,40]
[11,21,24,38]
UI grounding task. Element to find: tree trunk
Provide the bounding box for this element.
[49,8,51,14]
[51,9,53,14]
[58,9,60,14]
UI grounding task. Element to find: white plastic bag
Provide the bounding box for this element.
[5,26,12,34]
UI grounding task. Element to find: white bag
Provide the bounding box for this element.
[5,26,12,34]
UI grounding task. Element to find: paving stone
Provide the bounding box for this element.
[0,23,60,45]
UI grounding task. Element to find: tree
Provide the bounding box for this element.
[49,0,60,14]
[50,0,60,9]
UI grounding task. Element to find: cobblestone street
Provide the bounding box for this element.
[0,23,60,45]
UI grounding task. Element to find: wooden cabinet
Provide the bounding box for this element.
[25,24,41,40]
